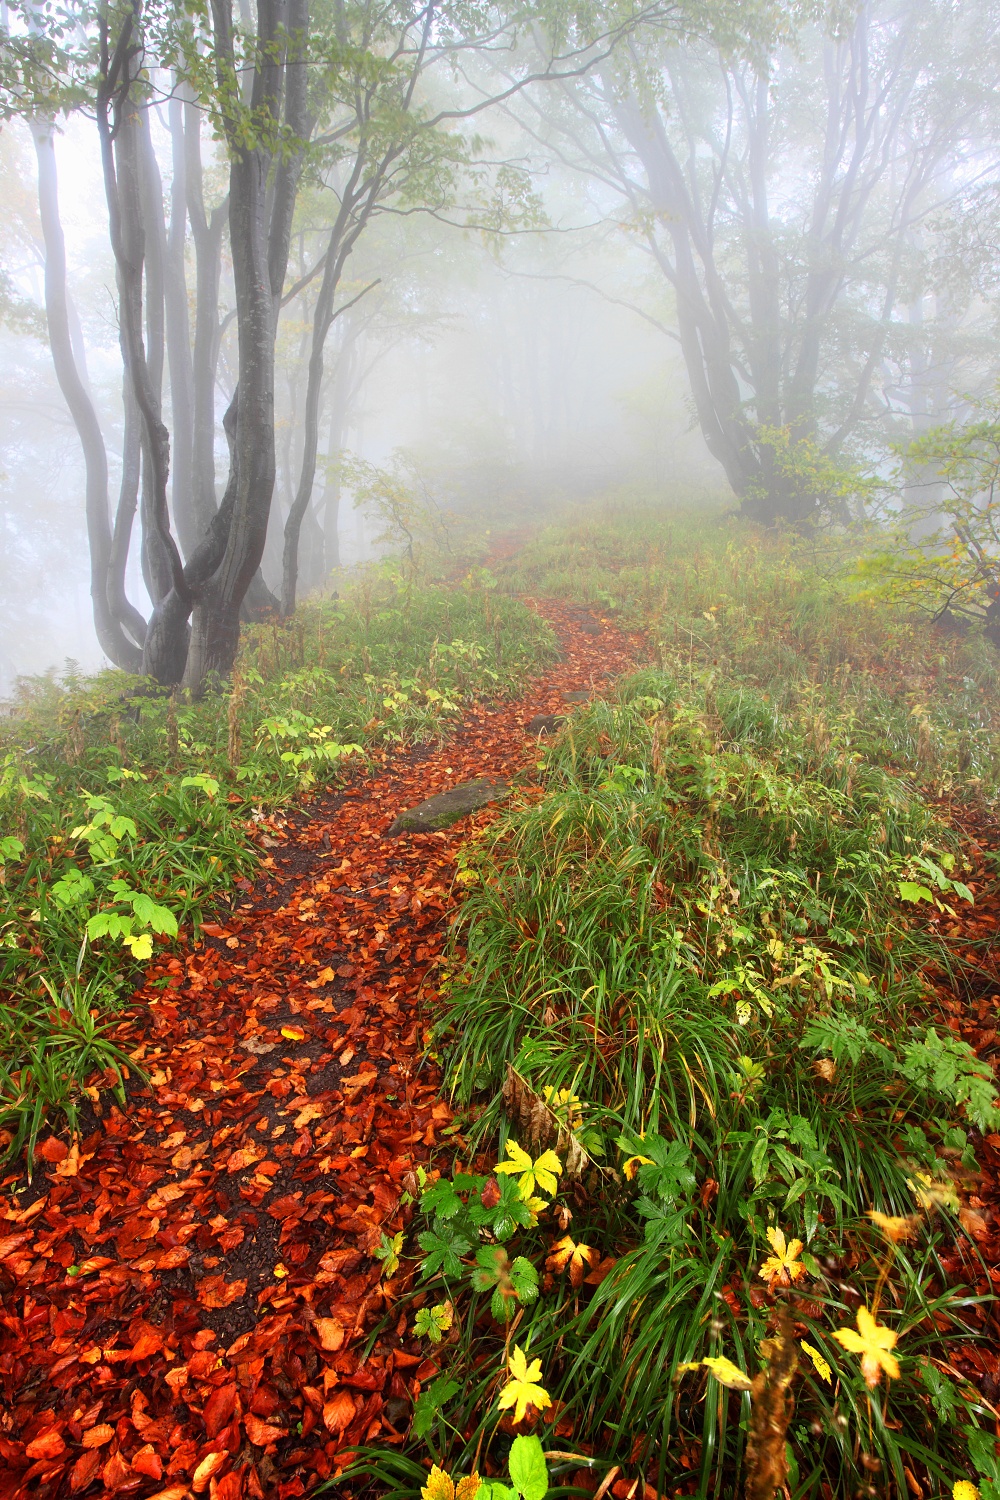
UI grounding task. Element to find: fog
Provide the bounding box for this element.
[2,0,998,692]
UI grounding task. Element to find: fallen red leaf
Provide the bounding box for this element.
[70,1450,102,1493]
[197,1274,248,1308]
[204,1383,239,1438]
[25,1429,66,1460]
[323,1391,356,1434]
[82,1423,115,1448]
[131,1444,164,1480]
[244,1412,287,1446]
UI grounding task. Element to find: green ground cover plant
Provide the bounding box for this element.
[0,566,557,1162]
[348,509,1000,1500]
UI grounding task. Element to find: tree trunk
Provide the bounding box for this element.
[184,0,310,685]
[184,87,228,538]
[108,376,148,651]
[165,90,197,557]
[29,115,144,671]
[96,11,190,688]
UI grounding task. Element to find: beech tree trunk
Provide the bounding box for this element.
[29,115,144,672]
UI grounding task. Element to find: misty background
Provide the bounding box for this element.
[2,0,999,693]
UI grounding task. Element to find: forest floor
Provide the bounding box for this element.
[0,601,642,1500]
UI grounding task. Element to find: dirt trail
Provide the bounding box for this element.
[0,603,641,1500]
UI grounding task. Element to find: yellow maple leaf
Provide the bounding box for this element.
[701,1355,753,1391]
[907,1172,960,1213]
[757,1227,805,1287]
[495,1140,562,1201]
[866,1210,917,1243]
[421,1467,454,1500]
[833,1307,900,1387]
[800,1341,832,1383]
[622,1153,654,1180]
[456,1478,481,1500]
[546,1235,596,1287]
[497,1344,552,1424]
[542,1085,584,1129]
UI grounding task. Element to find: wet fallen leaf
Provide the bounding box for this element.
[323,1391,356,1434]
[82,1423,115,1447]
[244,1412,287,1446]
[197,1275,247,1308]
[25,1429,66,1459]
[314,1317,346,1351]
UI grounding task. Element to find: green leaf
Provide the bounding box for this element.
[508,1434,548,1500]
[900,1027,1000,1132]
[508,1255,539,1304]
[411,1375,459,1440]
[417,1222,471,1279]
[898,881,934,904]
[633,1136,696,1205]
[468,1173,532,1241]
[420,1177,465,1220]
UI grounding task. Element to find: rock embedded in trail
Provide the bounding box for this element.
[566,607,603,635]
[526,712,564,735]
[387,778,509,835]
[563,689,591,703]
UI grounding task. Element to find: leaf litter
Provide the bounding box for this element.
[0,602,639,1500]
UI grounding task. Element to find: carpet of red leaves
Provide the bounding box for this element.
[0,603,641,1500]
[915,805,1000,1403]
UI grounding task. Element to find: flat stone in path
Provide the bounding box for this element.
[563,690,591,703]
[526,713,564,735]
[387,778,509,835]
[566,607,603,635]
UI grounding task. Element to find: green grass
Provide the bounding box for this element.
[0,564,557,1163]
[342,507,1000,1500]
[507,499,1000,802]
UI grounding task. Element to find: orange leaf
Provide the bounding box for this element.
[82,1424,115,1448]
[197,1275,247,1309]
[130,1445,163,1480]
[25,1429,66,1459]
[35,1137,69,1163]
[192,1450,227,1492]
[70,1451,102,1493]
[204,1383,239,1439]
[323,1391,356,1434]
[101,1452,132,1491]
[244,1412,286,1446]
[281,1026,306,1041]
[130,1328,164,1361]
[314,1317,345,1351]
[226,1146,263,1174]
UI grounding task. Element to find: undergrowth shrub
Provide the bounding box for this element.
[348,511,1000,1500]
[392,684,996,1498]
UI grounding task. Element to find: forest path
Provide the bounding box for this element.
[0,602,641,1500]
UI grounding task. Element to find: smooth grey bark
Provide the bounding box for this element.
[184,88,228,538]
[182,0,310,688]
[165,91,197,557]
[29,115,144,672]
[135,101,176,605]
[108,376,148,650]
[97,8,190,683]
